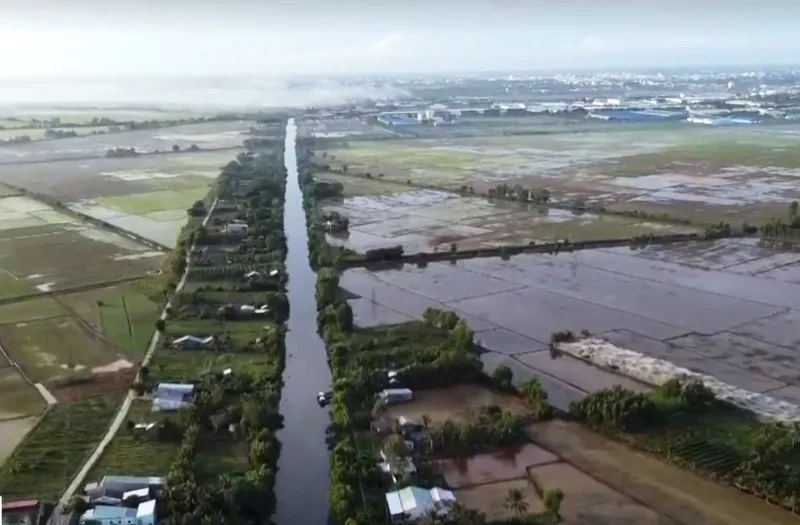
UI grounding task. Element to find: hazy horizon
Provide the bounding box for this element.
[3,1,800,79]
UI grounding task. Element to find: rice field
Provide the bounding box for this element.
[0,316,131,384]
[318,120,800,226]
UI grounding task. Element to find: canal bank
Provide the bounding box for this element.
[275,118,332,525]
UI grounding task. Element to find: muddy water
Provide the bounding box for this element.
[275,119,331,525]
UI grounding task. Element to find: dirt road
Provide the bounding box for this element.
[526,420,800,525]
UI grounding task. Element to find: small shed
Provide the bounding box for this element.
[172,335,213,350]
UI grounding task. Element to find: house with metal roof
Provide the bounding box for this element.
[152,383,194,412]
[385,486,456,523]
[98,475,164,491]
[86,486,125,505]
[78,499,156,525]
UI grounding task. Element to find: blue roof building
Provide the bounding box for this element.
[152,383,194,412]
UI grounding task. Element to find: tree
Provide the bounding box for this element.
[492,364,514,391]
[543,487,564,520]
[791,200,799,217]
[67,495,90,517]
[155,319,166,332]
[504,488,528,517]
[336,302,354,333]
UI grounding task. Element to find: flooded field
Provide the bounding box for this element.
[456,479,544,520]
[322,189,698,253]
[438,444,558,487]
[382,383,530,424]
[0,121,251,164]
[318,121,800,224]
[342,238,800,404]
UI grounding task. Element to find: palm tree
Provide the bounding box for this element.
[504,488,528,517]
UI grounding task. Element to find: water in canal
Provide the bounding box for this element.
[275,118,331,525]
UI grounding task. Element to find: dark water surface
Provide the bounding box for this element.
[275,118,331,525]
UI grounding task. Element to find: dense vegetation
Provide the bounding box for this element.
[151,127,290,525]
[299,140,561,525]
[570,378,800,512]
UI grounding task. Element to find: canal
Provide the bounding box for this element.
[275,118,332,525]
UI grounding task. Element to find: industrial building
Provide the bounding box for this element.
[588,109,687,122]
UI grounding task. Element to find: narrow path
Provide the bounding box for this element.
[47,198,218,523]
[0,338,56,406]
[274,119,332,525]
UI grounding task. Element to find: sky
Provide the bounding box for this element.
[1,0,799,78]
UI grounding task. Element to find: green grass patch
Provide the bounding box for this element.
[0,298,69,325]
[0,395,124,500]
[0,317,123,383]
[0,224,65,241]
[316,171,413,197]
[149,349,279,383]
[99,188,211,215]
[88,400,181,480]
[98,289,161,359]
[0,269,34,300]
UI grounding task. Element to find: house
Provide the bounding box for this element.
[385,486,456,523]
[86,486,125,505]
[2,499,41,525]
[379,388,414,405]
[152,383,194,412]
[371,416,396,435]
[378,450,417,483]
[97,475,164,492]
[223,222,248,235]
[122,487,152,502]
[171,335,213,350]
[79,500,156,525]
[239,304,270,316]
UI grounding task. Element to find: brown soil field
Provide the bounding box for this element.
[455,478,544,520]
[0,415,38,465]
[47,367,137,403]
[529,462,671,525]
[383,383,530,423]
[0,316,130,383]
[526,420,800,525]
[437,444,558,488]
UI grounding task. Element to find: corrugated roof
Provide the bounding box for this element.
[101,475,164,486]
[122,487,150,500]
[137,499,156,517]
[83,505,136,519]
[2,499,39,510]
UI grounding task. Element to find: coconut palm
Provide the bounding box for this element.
[504,488,528,517]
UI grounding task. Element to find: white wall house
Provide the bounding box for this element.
[385,486,456,523]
